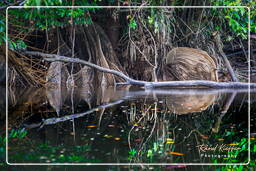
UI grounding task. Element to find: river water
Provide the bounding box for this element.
[6,86,254,164]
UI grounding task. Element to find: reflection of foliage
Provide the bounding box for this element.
[209,100,254,168]
[211,137,256,170]
[0,135,6,164]
[9,137,100,163]
[226,138,247,162]
[126,100,218,163]
[1,129,27,165]
[6,128,100,163]
[125,96,250,164]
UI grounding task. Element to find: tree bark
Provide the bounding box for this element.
[214,32,239,82]
[23,50,256,89]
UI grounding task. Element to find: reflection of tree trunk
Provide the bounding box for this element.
[212,92,237,133]
[46,87,68,116]
[8,88,46,127]
[96,86,112,127]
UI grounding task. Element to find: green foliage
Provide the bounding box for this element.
[24,0,98,6]
[144,8,173,34]
[212,0,256,40]
[9,128,27,139]
[0,129,27,165]
[128,149,137,156]
[8,137,101,163]
[24,0,64,6]
[9,39,27,50]
[212,137,256,169]
[0,19,6,46]
[0,135,6,163]
[147,8,160,33]
[1,0,99,49]
[8,7,94,30]
[129,17,137,29]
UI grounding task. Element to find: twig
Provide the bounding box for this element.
[140,19,158,82]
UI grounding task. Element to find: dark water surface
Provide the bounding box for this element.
[7,86,253,164]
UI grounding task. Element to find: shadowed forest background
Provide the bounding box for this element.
[0,0,256,170]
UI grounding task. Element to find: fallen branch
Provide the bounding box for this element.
[23,51,256,89]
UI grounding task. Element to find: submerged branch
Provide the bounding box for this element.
[24,51,256,89]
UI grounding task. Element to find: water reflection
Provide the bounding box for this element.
[166,92,216,114]
[7,86,251,164]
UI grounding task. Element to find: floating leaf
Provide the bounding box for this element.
[168,152,185,156]
[166,138,173,141]
[166,141,174,144]
[114,137,120,141]
[24,101,33,105]
[87,125,97,128]
[104,134,113,138]
[151,108,160,111]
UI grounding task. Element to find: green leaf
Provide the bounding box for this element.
[129,18,137,30]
